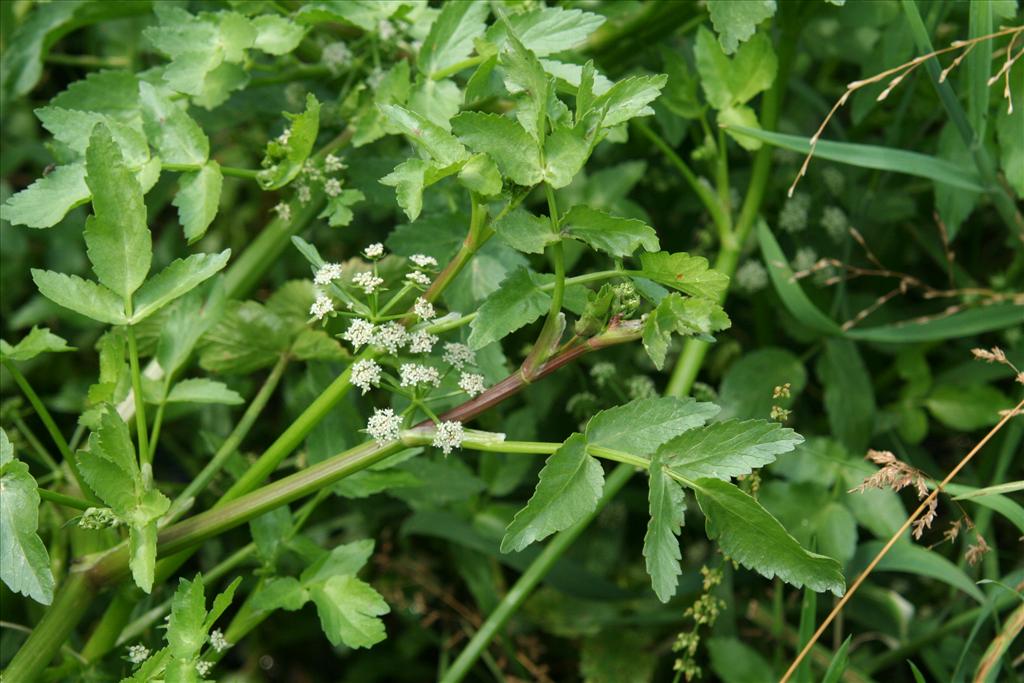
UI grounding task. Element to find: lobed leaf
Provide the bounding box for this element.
[661,419,803,481]
[560,205,659,258]
[131,250,231,324]
[644,452,687,602]
[586,397,720,456]
[0,430,54,605]
[467,268,551,350]
[173,162,222,243]
[501,434,604,553]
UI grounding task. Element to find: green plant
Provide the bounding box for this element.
[1,2,1022,682]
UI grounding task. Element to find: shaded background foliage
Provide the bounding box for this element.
[1,1,1022,682]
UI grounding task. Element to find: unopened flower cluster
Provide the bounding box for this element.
[305,245,486,456]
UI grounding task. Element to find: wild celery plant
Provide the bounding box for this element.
[2,2,1022,683]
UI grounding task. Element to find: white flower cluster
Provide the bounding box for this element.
[324,154,344,173]
[410,254,437,268]
[196,660,213,677]
[443,343,475,370]
[458,372,486,397]
[432,420,464,455]
[127,644,150,665]
[364,243,385,259]
[310,294,334,321]
[314,262,343,285]
[779,193,810,233]
[367,408,401,444]
[374,322,408,354]
[322,42,351,75]
[406,270,431,287]
[589,362,616,387]
[324,178,342,197]
[821,205,849,242]
[209,629,230,653]
[343,319,375,349]
[353,271,385,294]
[400,363,441,389]
[351,359,382,394]
[273,202,291,222]
[408,330,438,354]
[735,260,768,293]
[792,246,818,273]
[296,184,312,204]
[277,129,291,145]
[413,297,435,321]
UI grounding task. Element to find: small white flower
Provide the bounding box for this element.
[779,192,810,233]
[196,660,213,677]
[458,373,486,397]
[303,159,322,181]
[406,270,431,287]
[626,376,657,400]
[343,318,375,350]
[367,408,401,444]
[310,294,334,321]
[432,420,464,455]
[410,254,438,268]
[364,243,385,259]
[399,363,441,389]
[351,359,382,394]
[413,297,435,321]
[127,644,150,665]
[276,129,291,145]
[314,262,343,285]
[324,178,342,197]
[408,330,438,354]
[821,205,849,242]
[324,153,345,173]
[373,322,408,354]
[273,202,292,222]
[367,67,385,89]
[589,362,616,387]
[443,342,475,370]
[792,246,818,272]
[353,271,385,294]
[377,19,396,41]
[209,629,230,653]
[735,260,768,293]
[322,42,352,75]
[296,184,312,204]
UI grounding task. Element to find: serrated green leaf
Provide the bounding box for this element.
[501,434,604,552]
[30,270,127,325]
[252,576,309,612]
[0,430,54,605]
[258,94,321,190]
[451,112,541,186]
[129,522,159,594]
[543,123,590,188]
[0,163,90,229]
[418,1,489,77]
[560,205,659,257]
[380,158,433,222]
[500,31,551,143]
[642,293,731,369]
[638,251,729,299]
[252,14,306,55]
[485,6,605,57]
[380,103,467,167]
[590,74,668,127]
[458,153,502,196]
[139,81,209,166]
[691,478,845,595]
[320,188,365,227]
[35,107,150,167]
[84,124,152,301]
[661,419,803,481]
[294,0,403,31]
[467,268,551,349]
[301,539,375,585]
[586,397,720,456]
[48,69,140,119]
[167,575,207,658]
[131,250,231,324]
[644,452,686,602]
[719,104,763,150]
[173,162,222,243]
[1,327,73,362]
[708,0,777,55]
[493,208,557,254]
[310,575,390,649]
[695,27,777,110]
[165,378,243,405]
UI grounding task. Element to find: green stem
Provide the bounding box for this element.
[125,326,150,477]
[11,414,61,474]
[167,353,291,521]
[147,399,166,463]
[521,187,567,378]
[2,358,94,500]
[80,589,135,663]
[161,163,261,180]
[38,488,92,511]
